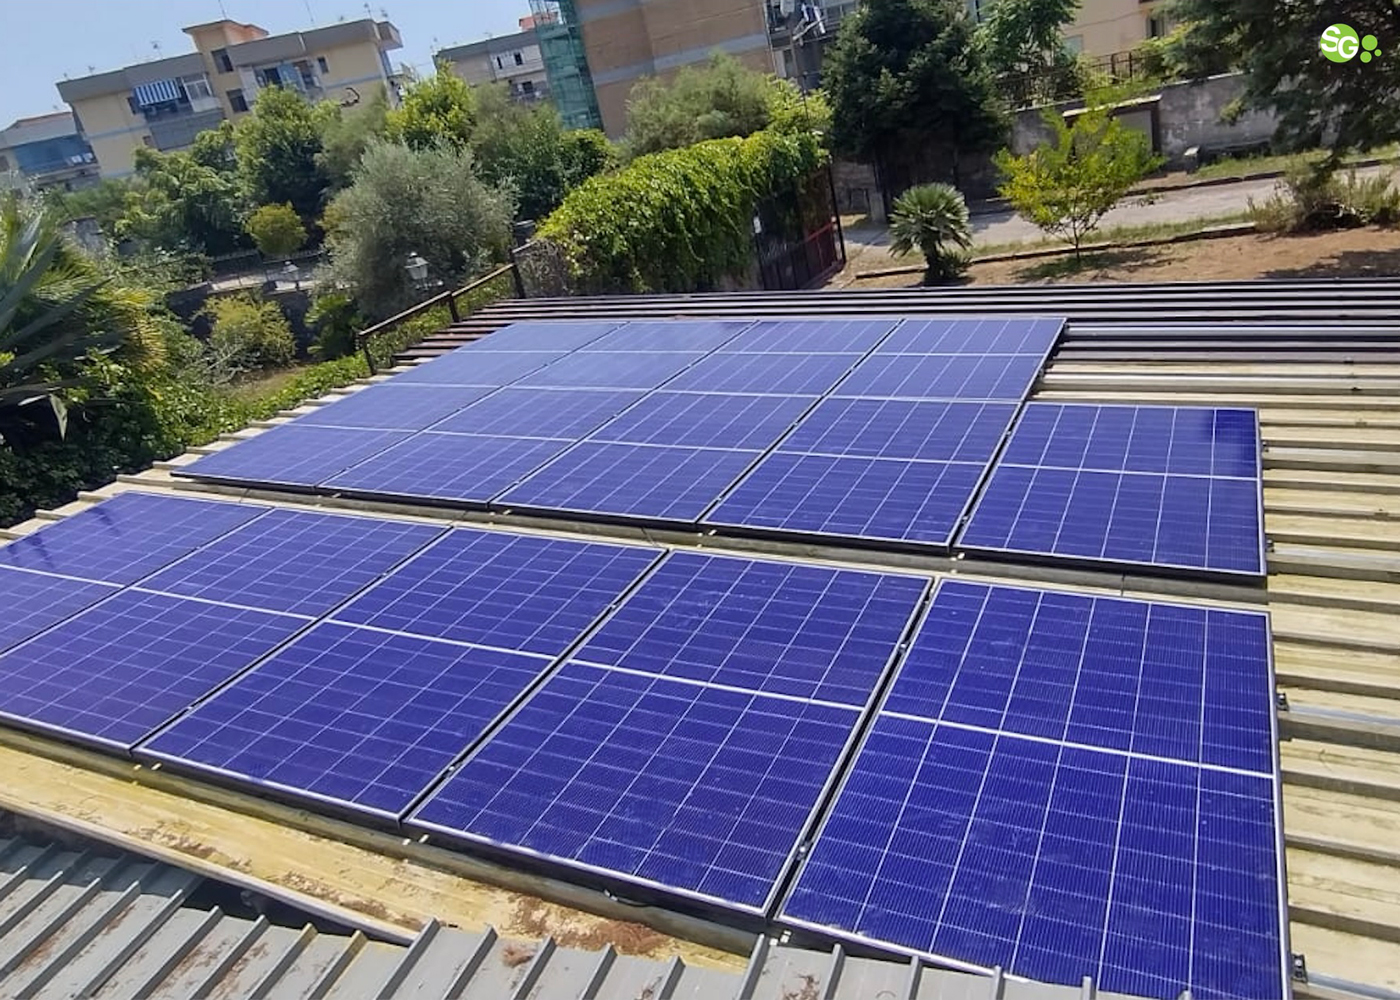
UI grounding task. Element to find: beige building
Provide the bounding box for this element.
[574,0,772,136]
[57,18,402,179]
[1062,0,1168,58]
[438,28,551,104]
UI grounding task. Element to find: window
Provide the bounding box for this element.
[212,47,233,73]
[495,56,504,69]
[1146,14,1166,36]
[317,56,329,74]
[521,79,535,94]
[228,88,249,113]
[182,74,214,101]
[141,135,155,147]
[1064,34,1084,54]
[513,51,524,66]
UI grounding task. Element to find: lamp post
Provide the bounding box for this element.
[281,260,300,290]
[405,252,429,287]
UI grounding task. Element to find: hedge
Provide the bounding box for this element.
[537,126,823,294]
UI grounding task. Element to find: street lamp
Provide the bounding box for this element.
[405,252,429,285]
[281,260,300,290]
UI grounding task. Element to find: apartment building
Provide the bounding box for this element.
[438,28,551,104]
[56,18,402,179]
[0,112,98,193]
[1061,0,1169,57]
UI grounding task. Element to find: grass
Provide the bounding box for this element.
[1192,142,1400,182]
[972,211,1251,259]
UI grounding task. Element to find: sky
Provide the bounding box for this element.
[1,0,530,127]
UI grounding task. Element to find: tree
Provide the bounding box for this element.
[316,87,390,191]
[245,202,307,257]
[1169,0,1400,155]
[119,146,246,254]
[234,86,329,219]
[976,0,1082,102]
[386,67,477,151]
[45,179,131,239]
[889,183,973,283]
[825,0,1006,196]
[994,106,1162,256]
[203,294,296,369]
[325,140,514,318]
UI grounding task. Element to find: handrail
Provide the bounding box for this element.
[355,261,521,374]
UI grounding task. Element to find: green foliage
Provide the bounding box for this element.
[888,183,974,283]
[234,86,329,219]
[306,290,364,360]
[316,87,390,191]
[1249,161,1400,232]
[245,202,307,257]
[1168,0,1399,155]
[622,53,816,158]
[325,140,514,318]
[538,127,823,294]
[119,146,246,254]
[825,0,1005,187]
[44,179,131,239]
[387,67,477,150]
[995,106,1162,255]
[203,294,296,370]
[977,0,1079,77]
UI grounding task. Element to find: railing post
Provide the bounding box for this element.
[511,261,526,300]
[362,338,377,376]
[448,292,460,324]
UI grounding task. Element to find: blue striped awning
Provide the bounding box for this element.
[132,79,181,106]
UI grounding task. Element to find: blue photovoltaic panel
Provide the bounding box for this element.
[181,425,410,487]
[573,552,925,705]
[432,388,644,438]
[588,392,814,450]
[780,399,1017,463]
[998,403,1260,478]
[0,590,305,749]
[580,320,752,353]
[395,349,568,386]
[884,581,1275,773]
[836,354,1045,401]
[467,321,621,352]
[140,508,444,617]
[781,722,1284,999]
[498,442,761,522]
[141,622,553,817]
[719,318,899,353]
[334,528,660,656]
[664,353,861,396]
[875,317,1064,355]
[0,492,267,584]
[323,433,571,504]
[410,662,860,912]
[299,384,496,431]
[0,567,117,655]
[515,352,707,390]
[708,453,987,545]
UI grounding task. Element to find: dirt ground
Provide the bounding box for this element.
[844,226,1400,289]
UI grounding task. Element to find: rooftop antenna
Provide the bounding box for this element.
[304,0,315,22]
[151,40,163,58]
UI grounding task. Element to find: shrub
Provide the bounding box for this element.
[1249,161,1400,232]
[538,126,823,294]
[203,294,296,370]
[246,202,307,258]
[889,183,974,284]
[306,291,365,360]
[1336,169,1400,225]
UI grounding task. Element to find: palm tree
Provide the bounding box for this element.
[888,183,974,285]
[0,199,127,447]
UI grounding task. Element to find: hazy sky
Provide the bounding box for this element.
[2,0,530,127]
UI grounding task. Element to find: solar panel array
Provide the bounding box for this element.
[179,316,1065,551]
[958,404,1265,576]
[780,580,1285,998]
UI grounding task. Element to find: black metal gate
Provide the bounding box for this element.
[753,165,846,291]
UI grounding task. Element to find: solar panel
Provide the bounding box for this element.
[664,353,862,396]
[835,354,1045,401]
[431,388,644,438]
[579,320,753,353]
[182,425,411,487]
[299,384,496,431]
[959,405,1265,576]
[572,552,928,705]
[0,589,306,749]
[779,400,1017,463]
[0,492,268,584]
[875,317,1064,355]
[719,318,900,353]
[780,580,1285,1000]
[514,352,707,390]
[139,508,445,617]
[587,392,815,450]
[0,567,117,656]
[412,663,859,912]
[707,453,987,546]
[498,442,761,522]
[394,350,568,386]
[465,321,622,352]
[333,528,661,656]
[140,622,554,817]
[323,433,572,504]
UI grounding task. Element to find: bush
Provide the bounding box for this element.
[306,291,365,360]
[1250,161,1400,232]
[1339,169,1400,225]
[246,202,307,257]
[538,126,823,294]
[203,294,296,370]
[889,183,974,284]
